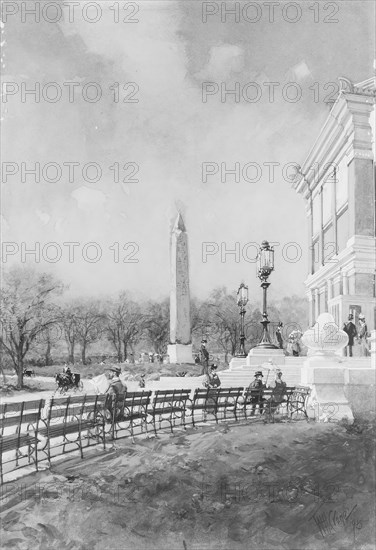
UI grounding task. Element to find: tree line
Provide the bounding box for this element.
[0,267,308,388]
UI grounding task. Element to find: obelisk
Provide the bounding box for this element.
[167,213,193,364]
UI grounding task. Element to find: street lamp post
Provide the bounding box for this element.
[236,282,248,357]
[256,240,279,349]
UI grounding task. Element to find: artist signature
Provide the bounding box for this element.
[311,503,363,541]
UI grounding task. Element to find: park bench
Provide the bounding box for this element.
[0,399,45,483]
[0,395,106,482]
[37,394,107,462]
[148,389,191,435]
[188,387,244,427]
[103,391,151,440]
[241,385,310,421]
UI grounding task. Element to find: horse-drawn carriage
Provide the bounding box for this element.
[55,370,83,394]
[23,368,36,378]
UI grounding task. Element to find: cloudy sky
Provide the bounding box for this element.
[1,0,374,302]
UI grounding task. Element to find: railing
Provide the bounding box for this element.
[0,386,310,483]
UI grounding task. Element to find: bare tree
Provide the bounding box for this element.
[143,298,170,355]
[105,293,144,362]
[58,306,79,364]
[0,267,63,388]
[74,300,104,365]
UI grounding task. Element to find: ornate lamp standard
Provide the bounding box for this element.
[236,282,248,357]
[256,240,278,349]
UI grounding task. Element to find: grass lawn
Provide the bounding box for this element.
[1,418,374,549]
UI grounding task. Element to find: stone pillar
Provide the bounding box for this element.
[314,288,320,319]
[370,330,376,363]
[167,213,193,364]
[301,312,354,423]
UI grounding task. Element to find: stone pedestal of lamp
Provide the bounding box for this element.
[301,312,354,423]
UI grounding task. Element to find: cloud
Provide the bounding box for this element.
[71,186,107,212]
[194,44,245,80]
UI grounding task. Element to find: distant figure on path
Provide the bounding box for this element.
[276,322,284,349]
[357,314,370,357]
[139,375,146,388]
[343,314,357,357]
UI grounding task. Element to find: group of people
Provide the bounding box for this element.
[343,313,370,357]
[244,368,287,415]
[276,322,303,356]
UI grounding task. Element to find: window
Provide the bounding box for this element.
[312,193,321,236]
[336,207,349,253]
[310,238,320,273]
[322,180,333,225]
[323,223,336,263]
[335,158,348,211]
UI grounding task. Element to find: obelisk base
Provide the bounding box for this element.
[167,343,193,364]
[246,347,286,366]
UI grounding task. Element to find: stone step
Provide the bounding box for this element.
[220,365,302,387]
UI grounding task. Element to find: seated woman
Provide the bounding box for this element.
[268,369,287,413]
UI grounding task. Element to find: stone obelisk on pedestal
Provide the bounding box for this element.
[167,213,193,364]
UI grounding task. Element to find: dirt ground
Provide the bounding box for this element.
[1,418,375,550]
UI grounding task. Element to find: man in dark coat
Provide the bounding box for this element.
[248,371,266,415]
[203,364,221,389]
[276,322,284,349]
[200,339,210,376]
[343,314,357,357]
[105,366,127,421]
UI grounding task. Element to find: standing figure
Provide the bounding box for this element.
[343,314,358,357]
[276,322,284,349]
[247,371,266,415]
[200,339,209,376]
[357,314,370,357]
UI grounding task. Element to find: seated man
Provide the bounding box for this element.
[61,365,73,385]
[247,371,266,415]
[105,366,127,421]
[203,364,221,389]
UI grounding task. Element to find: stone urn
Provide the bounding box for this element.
[301,312,348,361]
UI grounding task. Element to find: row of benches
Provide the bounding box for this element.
[0,385,310,483]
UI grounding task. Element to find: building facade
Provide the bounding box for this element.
[293,76,376,331]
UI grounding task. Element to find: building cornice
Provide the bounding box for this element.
[293,76,375,200]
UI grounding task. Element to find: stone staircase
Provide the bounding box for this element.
[220,365,302,388]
